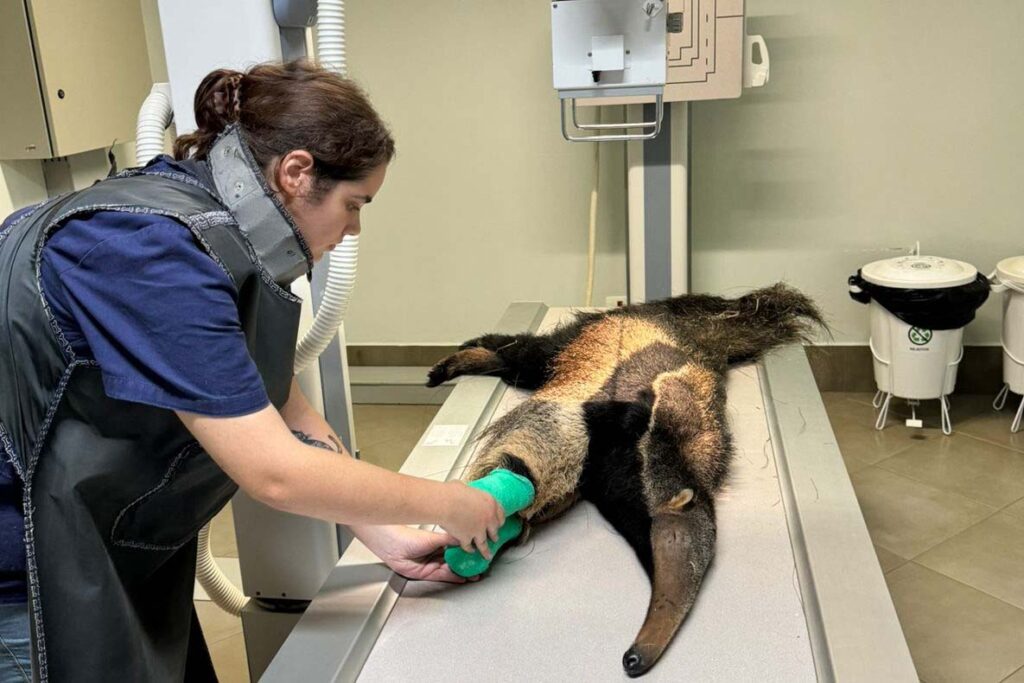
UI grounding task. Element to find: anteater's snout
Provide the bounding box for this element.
[622,646,654,677]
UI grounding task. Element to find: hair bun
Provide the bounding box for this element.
[193,69,244,133]
[174,60,395,169]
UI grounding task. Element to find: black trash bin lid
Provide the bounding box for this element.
[849,255,989,331]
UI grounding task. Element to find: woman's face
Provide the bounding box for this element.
[271,152,388,262]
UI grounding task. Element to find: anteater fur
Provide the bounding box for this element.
[427,283,823,677]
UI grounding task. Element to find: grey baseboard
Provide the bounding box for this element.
[349,366,453,405]
[805,345,1003,394]
[347,345,457,368]
[346,348,457,405]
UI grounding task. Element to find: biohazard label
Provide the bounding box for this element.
[908,327,932,346]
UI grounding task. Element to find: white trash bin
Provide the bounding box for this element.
[990,256,1024,432]
[849,255,988,435]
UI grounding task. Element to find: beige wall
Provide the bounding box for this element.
[342,0,627,344]
[0,0,162,216]
[2,1,626,345]
[9,1,1022,347]
[692,0,1024,344]
[0,161,47,217]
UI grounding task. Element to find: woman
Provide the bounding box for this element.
[0,60,503,681]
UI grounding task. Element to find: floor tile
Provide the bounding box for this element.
[821,393,934,464]
[209,632,250,683]
[839,392,995,432]
[828,391,881,409]
[360,436,417,473]
[917,513,1024,610]
[841,451,872,475]
[885,563,1024,683]
[849,467,995,558]
[876,434,1024,508]
[956,394,1024,453]
[195,601,243,645]
[209,502,238,558]
[1002,665,1024,682]
[354,404,440,471]
[1004,498,1024,522]
[353,404,438,449]
[875,544,908,573]
[885,393,992,424]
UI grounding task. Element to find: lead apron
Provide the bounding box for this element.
[0,130,310,682]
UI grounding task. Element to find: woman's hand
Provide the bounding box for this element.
[440,481,505,560]
[369,526,475,584]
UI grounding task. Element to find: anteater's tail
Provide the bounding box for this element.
[700,283,826,365]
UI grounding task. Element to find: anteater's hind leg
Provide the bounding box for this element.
[622,363,733,678]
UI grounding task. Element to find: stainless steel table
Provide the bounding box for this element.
[263,304,916,682]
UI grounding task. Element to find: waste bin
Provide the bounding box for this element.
[849,255,989,434]
[990,256,1024,432]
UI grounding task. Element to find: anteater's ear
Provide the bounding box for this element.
[666,488,695,511]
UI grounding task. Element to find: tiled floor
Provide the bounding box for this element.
[197,403,438,682]
[823,392,1024,683]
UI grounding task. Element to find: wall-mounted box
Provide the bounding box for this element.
[0,0,152,160]
[572,0,765,109]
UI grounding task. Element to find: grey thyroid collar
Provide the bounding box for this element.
[208,127,313,284]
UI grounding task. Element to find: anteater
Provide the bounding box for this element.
[427,283,824,677]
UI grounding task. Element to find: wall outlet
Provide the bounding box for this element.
[604,295,627,308]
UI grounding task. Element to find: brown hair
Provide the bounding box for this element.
[173,60,395,190]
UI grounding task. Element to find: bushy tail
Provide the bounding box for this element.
[705,283,826,365]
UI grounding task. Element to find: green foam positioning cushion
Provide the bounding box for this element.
[443,469,535,578]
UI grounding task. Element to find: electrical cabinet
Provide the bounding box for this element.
[0,0,152,160]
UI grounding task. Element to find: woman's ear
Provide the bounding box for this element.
[273,150,316,200]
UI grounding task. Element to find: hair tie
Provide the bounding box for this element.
[212,73,243,122]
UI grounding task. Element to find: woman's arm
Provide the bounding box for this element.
[273,379,480,579]
[176,385,504,556]
[275,380,411,558]
[278,378,347,454]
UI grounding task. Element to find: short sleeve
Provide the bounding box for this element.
[40,212,271,417]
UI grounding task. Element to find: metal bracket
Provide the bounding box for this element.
[273,0,317,61]
[560,93,664,142]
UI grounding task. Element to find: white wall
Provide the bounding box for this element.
[691,0,1024,344]
[342,0,627,344]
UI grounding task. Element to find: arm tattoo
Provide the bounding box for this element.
[291,430,336,453]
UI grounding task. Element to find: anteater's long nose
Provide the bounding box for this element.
[622,498,716,677]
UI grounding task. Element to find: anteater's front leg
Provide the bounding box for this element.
[466,399,589,523]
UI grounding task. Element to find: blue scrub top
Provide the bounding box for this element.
[0,158,273,602]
